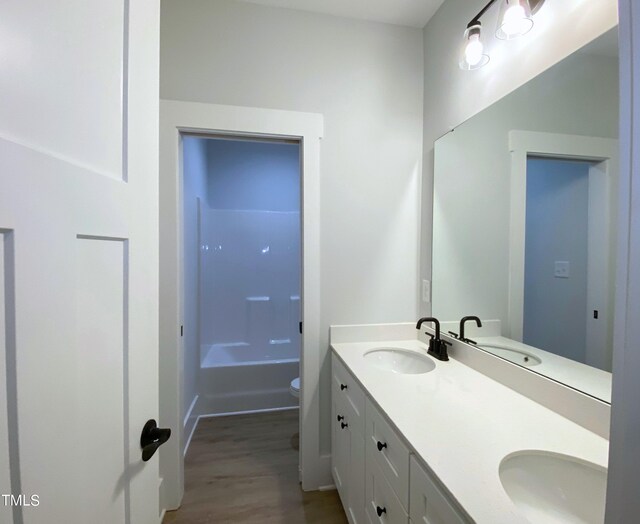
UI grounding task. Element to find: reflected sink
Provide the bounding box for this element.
[481,344,542,367]
[364,348,436,375]
[500,451,607,524]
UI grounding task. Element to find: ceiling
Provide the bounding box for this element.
[235,0,447,28]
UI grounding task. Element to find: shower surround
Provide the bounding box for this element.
[198,205,301,414]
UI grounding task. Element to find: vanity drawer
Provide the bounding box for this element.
[333,355,366,434]
[366,399,410,510]
[409,456,470,524]
[365,446,409,524]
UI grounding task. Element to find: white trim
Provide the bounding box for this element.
[507,131,618,349]
[182,395,199,458]
[159,100,324,511]
[183,395,198,427]
[606,1,640,520]
[197,405,299,420]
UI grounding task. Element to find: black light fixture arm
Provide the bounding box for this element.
[468,0,500,28]
[468,0,544,28]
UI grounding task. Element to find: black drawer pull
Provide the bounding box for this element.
[376,506,386,517]
[377,441,387,452]
[337,415,344,422]
[341,422,348,429]
[340,384,348,391]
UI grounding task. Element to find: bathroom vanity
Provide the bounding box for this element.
[330,323,608,524]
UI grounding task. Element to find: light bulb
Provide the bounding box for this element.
[497,0,534,39]
[465,34,484,67]
[459,23,489,70]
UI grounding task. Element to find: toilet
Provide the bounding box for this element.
[289,377,300,398]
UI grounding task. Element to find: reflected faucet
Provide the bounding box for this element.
[448,316,483,345]
[416,317,451,361]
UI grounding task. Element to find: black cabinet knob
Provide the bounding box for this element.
[377,441,387,452]
[337,415,344,422]
[341,422,348,429]
[376,506,386,517]
[340,384,348,391]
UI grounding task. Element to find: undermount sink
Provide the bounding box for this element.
[500,451,607,524]
[363,348,436,375]
[480,344,542,367]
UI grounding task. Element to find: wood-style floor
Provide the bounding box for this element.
[163,410,348,524]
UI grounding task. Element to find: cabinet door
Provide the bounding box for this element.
[346,427,365,524]
[332,396,350,500]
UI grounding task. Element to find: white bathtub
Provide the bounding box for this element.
[198,342,299,415]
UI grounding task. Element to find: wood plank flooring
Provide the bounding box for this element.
[163,410,348,524]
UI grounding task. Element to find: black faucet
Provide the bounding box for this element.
[448,316,482,345]
[416,317,451,361]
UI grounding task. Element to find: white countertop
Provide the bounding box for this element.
[331,337,609,524]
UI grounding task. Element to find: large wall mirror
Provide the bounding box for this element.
[433,27,619,403]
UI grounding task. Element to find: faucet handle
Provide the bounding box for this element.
[443,339,452,347]
[425,332,435,340]
[448,331,459,339]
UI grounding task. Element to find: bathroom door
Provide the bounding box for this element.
[0,2,160,523]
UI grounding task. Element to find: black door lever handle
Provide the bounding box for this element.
[140,419,171,462]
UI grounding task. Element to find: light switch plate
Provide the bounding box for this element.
[422,279,431,303]
[554,261,570,278]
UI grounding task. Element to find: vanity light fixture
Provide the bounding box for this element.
[460,22,490,70]
[459,0,544,70]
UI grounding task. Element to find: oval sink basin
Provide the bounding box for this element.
[500,451,607,524]
[481,344,542,367]
[364,348,435,375]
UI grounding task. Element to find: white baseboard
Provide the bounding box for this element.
[183,394,200,458]
[197,405,299,419]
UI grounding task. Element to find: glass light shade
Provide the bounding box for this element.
[496,0,534,40]
[459,24,490,71]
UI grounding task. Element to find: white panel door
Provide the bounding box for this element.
[0,1,160,523]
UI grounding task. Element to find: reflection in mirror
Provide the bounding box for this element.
[433,27,619,403]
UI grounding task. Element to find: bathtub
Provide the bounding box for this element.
[197,341,299,415]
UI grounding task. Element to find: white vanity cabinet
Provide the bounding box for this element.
[332,353,471,524]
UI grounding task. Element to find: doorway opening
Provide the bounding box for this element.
[523,156,612,370]
[507,131,618,376]
[159,101,325,513]
[181,134,302,421]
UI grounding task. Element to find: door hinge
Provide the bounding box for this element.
[593,310,599,319]
[299,321,303,334]
[180,325,184,336]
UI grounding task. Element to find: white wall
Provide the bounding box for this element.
[523,158,590,363]
[421,0,619,316]
[206,140,300,212]
[160,0,424,455]
[181,137,208,425]
[432,51,618,334]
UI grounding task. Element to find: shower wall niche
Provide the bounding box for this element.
[183,136,301,416]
